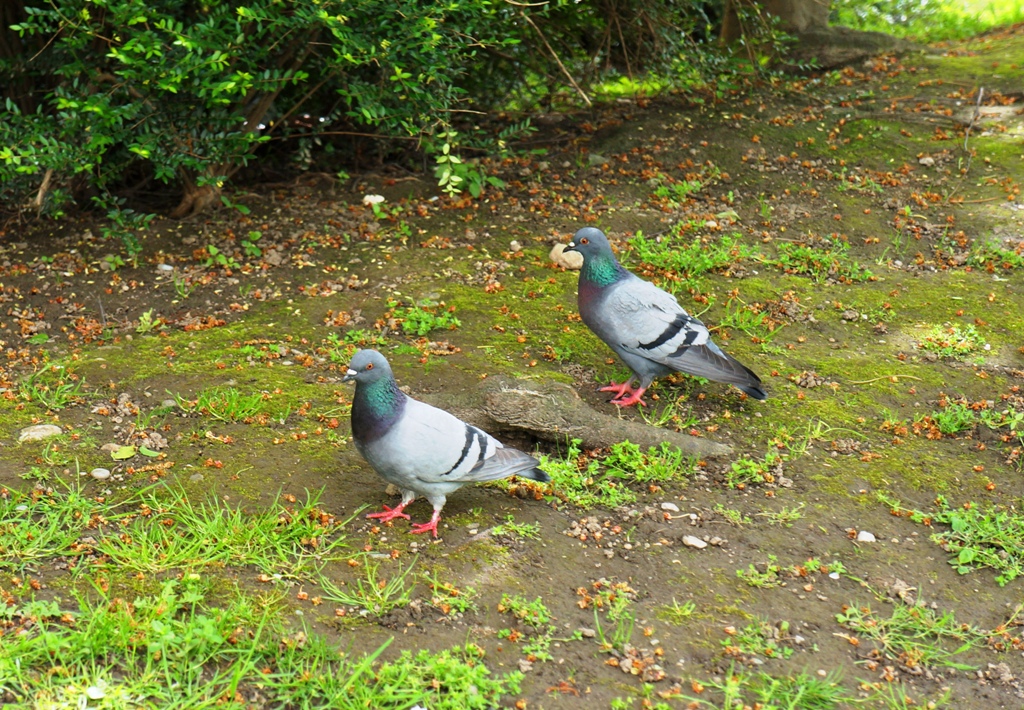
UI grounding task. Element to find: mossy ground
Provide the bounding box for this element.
[3,26,1024,710]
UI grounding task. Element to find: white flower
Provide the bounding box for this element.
[362,194,385,206]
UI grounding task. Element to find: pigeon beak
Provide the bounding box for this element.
[564,241,577,252]
[342,368,358,383]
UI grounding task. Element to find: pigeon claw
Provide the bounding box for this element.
[598,380,635,399]
[367,504,411,523]
[611,387,648,408]
[410,512,441,538]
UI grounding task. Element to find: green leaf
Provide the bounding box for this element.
[112,446,137,460]
[139,446,160,457]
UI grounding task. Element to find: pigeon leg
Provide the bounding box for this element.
[367,503,411,522]
[367,490,415,522]
[410,510,441,538]
[598,379,635,399]
[611,386,648,408]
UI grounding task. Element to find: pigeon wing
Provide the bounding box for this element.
[604,277,765,391]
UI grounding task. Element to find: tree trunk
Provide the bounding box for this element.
[721,0,923,68]
[171,176,222,218]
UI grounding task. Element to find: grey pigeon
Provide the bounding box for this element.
[343,349,549,537]
[564,227,766,407]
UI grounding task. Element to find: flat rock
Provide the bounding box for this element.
[480,376,732,458]
[18,424,63,442]
[549,243,583,270]
[856,530,877,543]
[682,535,708,549]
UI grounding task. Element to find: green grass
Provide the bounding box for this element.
[491,515,541,540]
[727,450,783,488]
[722,619,795,660]
[657,598,697,625]
[836,602,983,670]
[318,556,416,615]
[497,594,550,627]
[0,575,522,709]
[19,364,86,410]
[679,667,852,709]
[881,494,1024,585]
[0,484,104,573]
[832,0,1024,42]
[95,488,353,577]
[177,386,290,423]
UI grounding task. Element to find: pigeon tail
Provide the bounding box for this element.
[737,383,768,401]
[520,467,551,483]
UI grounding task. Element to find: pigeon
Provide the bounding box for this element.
[564,227,766,407]
[343,349,550,537]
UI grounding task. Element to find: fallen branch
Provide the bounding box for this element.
[849,375,923,384]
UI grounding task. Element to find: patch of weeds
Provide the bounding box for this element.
[95,489,354,577]
[715,504,752,526]
[726,450,783,489]
[836,602,983,670]
[201,244,239,270]
[722,618,795,661]
[176,386,288,424]
[868,682,952,709]
[533,438,637,509]
[0,575,521,708]
[425,572,478,616]
[881,494,1024,586]
[927,402,976,436]
[766,237,873,283]
[19,365,85,410]
[389,299,461,337]
[498,594,550,627]
[628,228,750,288]
[917,323,985,360]
[135,308,162,334]
[338,329,387,348]
[757,503,806,527]
[319,556,416,616]
[497,594,579,663]
[603,440,696,484]
[657,598,697,625]
[717,299,782,343]
[491,515,541,540]
[682,667,852,709]
[737,556,846,589]
[968,241,1024,271]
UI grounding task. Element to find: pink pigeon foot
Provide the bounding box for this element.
[611,387,648,407]
[366,504,411,523]
[410,511,441,538]
[598,380,635,399]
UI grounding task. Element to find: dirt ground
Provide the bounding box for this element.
[2,23,1024,710]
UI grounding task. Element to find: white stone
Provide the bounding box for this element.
[362,194,385,206]
[90,468,111,480]
[660,502,680,512]
[856,530,877,543]
[918,156,935,166]
[682,535,708,549]
[18,424,63,442]
[549,243,583,270]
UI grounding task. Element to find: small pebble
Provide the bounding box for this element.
[18,424,63,443]
[660,502,680,512]
[682,535,708,549]
[90,468,111,480]
[156,263,174,273]
[856,530,876,543]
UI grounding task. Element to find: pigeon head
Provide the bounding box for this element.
[565,228,625,288]
[343,349,393,384]
[564,227,612,260]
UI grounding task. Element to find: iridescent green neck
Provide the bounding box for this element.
[582,252,624,287]
[359,376,402,416]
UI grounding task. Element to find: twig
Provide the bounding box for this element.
[848,375,923,384]
[519,11,591,107]
[31,169,53,212]
[964,86,984,152]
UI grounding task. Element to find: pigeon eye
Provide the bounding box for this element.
[581,237,589,245]
[365,363,374,371]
